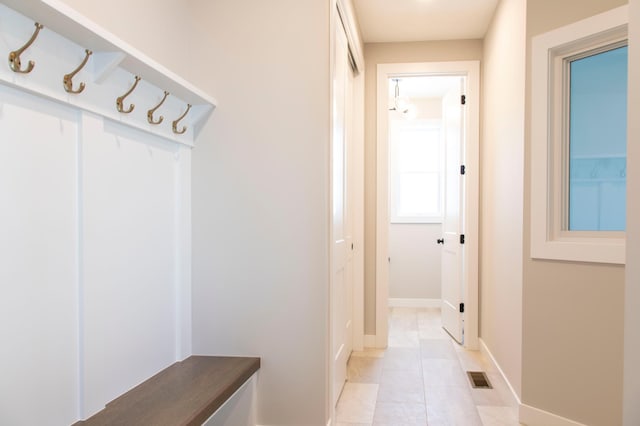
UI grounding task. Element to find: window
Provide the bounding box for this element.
[389,121,442,223]
[568,45,627,231]
[531,5,627,264]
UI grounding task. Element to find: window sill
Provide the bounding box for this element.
[531,233,625,264]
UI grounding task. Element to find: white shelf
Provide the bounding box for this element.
[0,0,216,146]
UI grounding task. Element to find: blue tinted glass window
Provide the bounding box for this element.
[569,45,627,231]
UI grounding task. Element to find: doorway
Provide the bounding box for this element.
[375,61,479,350]
[386,76,459,310]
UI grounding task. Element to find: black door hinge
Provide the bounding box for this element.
[460,165,466,175]
[461,95,466,105]
[460,234,465,244]
[459,303,465,313]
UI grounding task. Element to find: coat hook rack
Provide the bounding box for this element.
[8,22,44,74]
[147,91,170,125]
[172,104,191,135]
[63,49,92,94]
[116,75,141,113]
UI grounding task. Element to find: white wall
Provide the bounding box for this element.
[188,1,331,424]
[388,224,442,299]
[0,85,80,426]
[34,1,333,424]
[480,0,525,397]
[624,0,640,424]
[55,0,192,79]
[0,4,193,423]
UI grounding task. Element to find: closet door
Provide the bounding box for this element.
[0,84,80,425]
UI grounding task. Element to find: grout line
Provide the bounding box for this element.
[419,308,430,422]
[341,307,519,425]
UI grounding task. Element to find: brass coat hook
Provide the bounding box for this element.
[8,22,44,74]
[147,91,170,125]
[116,75,141,113]
[63,49,92,94]
[172,104,192,135]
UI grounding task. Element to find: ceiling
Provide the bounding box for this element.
[352,0,500,43]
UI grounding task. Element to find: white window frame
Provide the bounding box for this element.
[531,5,628,264]
[389,119,443,224]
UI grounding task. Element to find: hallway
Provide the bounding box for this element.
[336,307,522,425]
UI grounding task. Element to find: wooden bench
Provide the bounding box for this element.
[75,356,260,426]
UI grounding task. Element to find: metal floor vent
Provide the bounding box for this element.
[467,371,492,389]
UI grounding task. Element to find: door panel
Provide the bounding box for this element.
[441,79,465,343]
[332,18,353,406]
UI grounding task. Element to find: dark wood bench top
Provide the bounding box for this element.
[75,356,260,426]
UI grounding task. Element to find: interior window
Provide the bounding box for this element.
[567,44,627,231]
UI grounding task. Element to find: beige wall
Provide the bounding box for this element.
[480,0,525,397]
[523,0,627,424]
[363,40,483,333]
[188,1,331,424]
[624,2,640,424]
[56,1,332,424]
[55,0,193,79]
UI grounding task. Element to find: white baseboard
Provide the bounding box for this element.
[478,339,586,426]
[478,338,522,405]
[478,338,521,407]
[388,298,441,308]
[364,334,376,348]
[519,404,587,426]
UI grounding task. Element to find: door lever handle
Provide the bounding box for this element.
[437,238,444,245]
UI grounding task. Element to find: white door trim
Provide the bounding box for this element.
[376,61,479,349]
[351,70,365,352]
[336,0,364,73]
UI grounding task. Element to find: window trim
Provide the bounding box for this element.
[531,5,628,264]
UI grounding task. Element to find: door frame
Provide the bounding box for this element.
[375,61,480,350]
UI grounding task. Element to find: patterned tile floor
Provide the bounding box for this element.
[335,307,522,426]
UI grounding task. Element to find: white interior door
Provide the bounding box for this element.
[440,79,465,344]
[332,17,353,406]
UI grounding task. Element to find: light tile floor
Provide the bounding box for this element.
[336,307,522,426]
